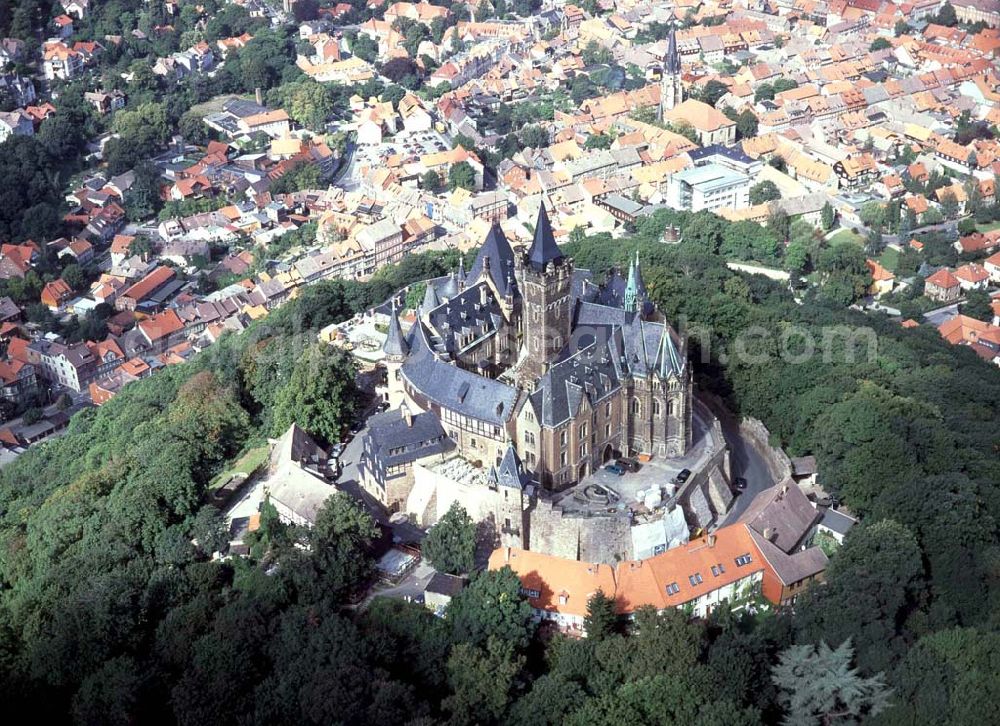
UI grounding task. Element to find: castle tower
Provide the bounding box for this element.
[382,298,409,409]
[515,204,573,388]
[488,442,530,548]
[659,26,683,119]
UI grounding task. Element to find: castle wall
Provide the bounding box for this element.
[526,497,633,564]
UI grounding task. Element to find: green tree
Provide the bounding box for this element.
[796,519,926,673]
[959,288,992,322]
[772,640,891,725]
[584,589,618,640]
[448,161,477,191]
[870,37,891,51]
[421,169,443,192]
[938,190,959,220]
[271,343,361,446]
[821,201,836,231]
[936,1,957,26]
[423,502,476,575]
[444,637,523,724]
[749,180,781,205]
[446,566,535,649]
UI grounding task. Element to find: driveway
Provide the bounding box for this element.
[714,407,779,527]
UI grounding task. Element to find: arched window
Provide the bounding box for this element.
[631,398,641,415]
[667,399,674,417]
[653,399,661,416]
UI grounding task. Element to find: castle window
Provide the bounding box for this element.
[579,443,586,457]
[605,423,611,438]
[668,400,674,416]
[605,402,611,417]
[631,398,641,415]
[579,423,587,440]
[470,438,477,449]
[524,431,535,446]
[560,430,567,446]
[653,400,661,416]
[560,452,567,467]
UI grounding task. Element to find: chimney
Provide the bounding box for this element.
[480,284,488,306]
[763,527,775,541]
[707,534,717,547]
[402,403,413,427]
[255,87,263,106]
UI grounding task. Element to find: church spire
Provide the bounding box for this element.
[665,25,681,75]
[656,325,684,378]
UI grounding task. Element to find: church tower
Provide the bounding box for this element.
[659,26,682,119]
[515,204,573,388]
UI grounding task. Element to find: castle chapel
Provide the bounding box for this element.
[383,204,692,492]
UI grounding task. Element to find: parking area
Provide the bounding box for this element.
[347,128,452,186]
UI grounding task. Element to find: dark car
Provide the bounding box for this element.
[604,463,626,476]
[733,477,748,491]
[675,468,692,484]
[617,457,641,473]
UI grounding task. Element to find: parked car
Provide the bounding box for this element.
[675,468,692,484]
[617,457,641,473]
[604,463,626,476]
[733,477,747,491]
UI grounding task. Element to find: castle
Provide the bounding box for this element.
[379,204,693,509]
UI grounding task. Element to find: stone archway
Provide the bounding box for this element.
[602,444,614,463]
[578,461,589,482]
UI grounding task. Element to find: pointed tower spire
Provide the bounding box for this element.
[421,281,440,313]
[527,204,564,271]
[656,325,684,378]
[458,254,466,283]
[383,298,408,358]
[489,441,528,489]
[665,25,681,75]
[624,251,647,312]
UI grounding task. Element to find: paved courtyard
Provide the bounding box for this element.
[550,398,721,516]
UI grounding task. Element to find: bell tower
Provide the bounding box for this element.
[659,26,683,119]
[515,204,573,388]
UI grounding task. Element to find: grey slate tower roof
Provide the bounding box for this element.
[526,204,564,271]
[665,26,681,74]
[421,281,440,312]
[488,442,529,489]
[467,222,517,297]
[382,299,408,358]
[439,270,460,299]
[656,324,684,377]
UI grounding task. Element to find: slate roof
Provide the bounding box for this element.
[466,222,517,297]
[400,322,518,426]
[819,508,857,536]
[665,26,681,74]
[740,481,821,554]
[526,204,564,271]
[425,282,505,358]
[488,443,529,489]
[383,300,408,357]
[362,406,452,469]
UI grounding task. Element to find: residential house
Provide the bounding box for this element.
[0,110,34,142]
[116,266,178,311]
[955,263,990,291]
[40,279,74,310]
[924,267,961,303]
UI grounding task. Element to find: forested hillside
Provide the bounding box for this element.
[1,211,999,725]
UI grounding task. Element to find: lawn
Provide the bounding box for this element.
[878,246,900,272]
[209,444,269,490]
[828,229,864,247]
[977,220,1000,233]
